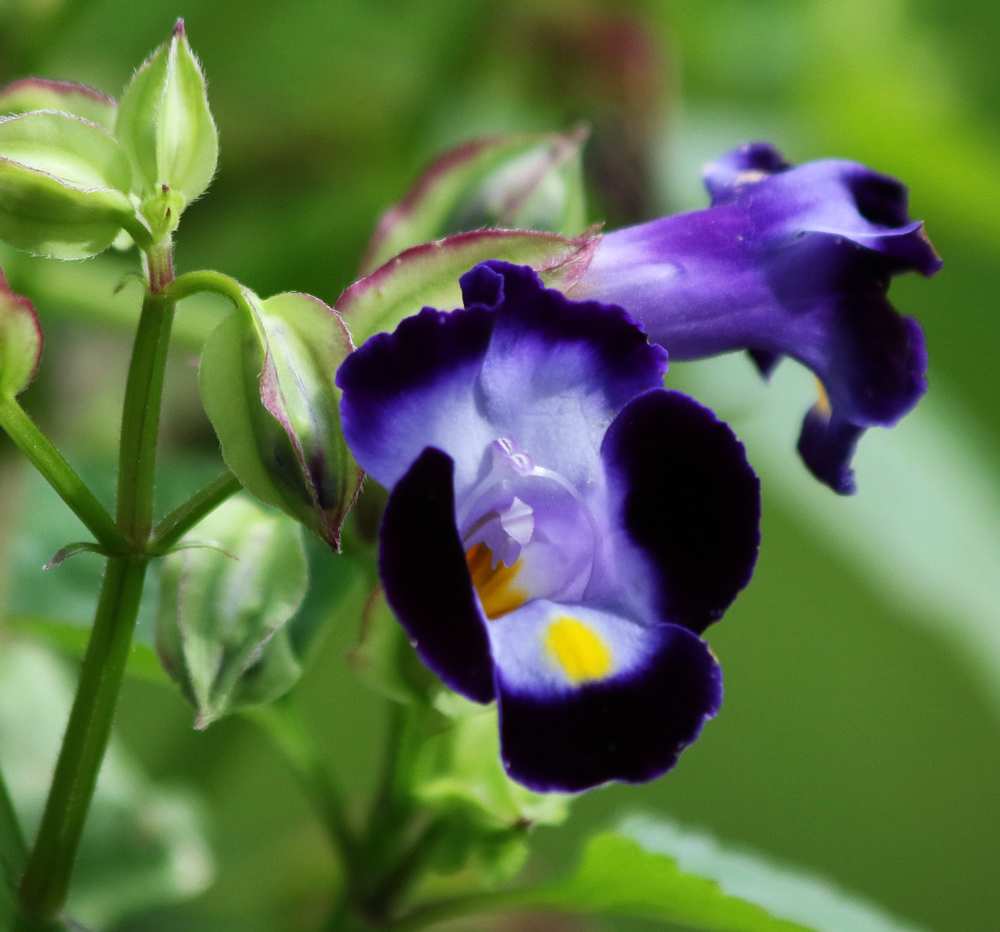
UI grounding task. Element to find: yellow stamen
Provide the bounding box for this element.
[814,378,832,419]
[544,616,614,684]
[465,542,528,620]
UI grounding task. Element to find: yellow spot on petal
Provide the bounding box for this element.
[544,616,614,684]
[466,542,528,620]
[814,378,832,419]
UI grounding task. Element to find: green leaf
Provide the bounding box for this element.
[115,20,218,207]
[0,640,212,928]
[199,288,361,549]
[524,817,927,932]
[361,127,590,273]
[0,111,136,258]
[0,269,41,397]
[338,228,599,345]
[0,79,117,130]
[154,496,307,727]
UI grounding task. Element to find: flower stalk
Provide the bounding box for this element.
[17,241,178,919]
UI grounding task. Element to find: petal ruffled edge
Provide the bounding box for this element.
[379,446,495,702]
[601,389,760,633]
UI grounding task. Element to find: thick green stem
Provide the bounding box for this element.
[17,555,148,917]
[149,470,242,553]
[0,397,126,553]
[115,244,176,544]
[17,242,178,919]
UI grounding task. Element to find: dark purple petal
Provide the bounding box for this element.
[602,389,760,634]
[797,409,864,496]
[572,143,940,493]
[497,623,722,793]
[337,303,494,488]
[463,261,668,414]
[380,447,495,702]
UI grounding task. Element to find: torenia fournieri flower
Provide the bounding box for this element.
[338,262,760,792]
[571,143,942,494]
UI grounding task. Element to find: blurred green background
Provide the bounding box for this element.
[1,0,998,930]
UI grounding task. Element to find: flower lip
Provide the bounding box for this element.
[340,261,759,791]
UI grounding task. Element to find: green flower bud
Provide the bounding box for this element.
[0,269,42,397]
[360,127,590,274]
[338,228,600,346]
[200,286,362,550]
[0,77,117,129]
[0,110,138,258]
[155,497,307,728]
[115,20,218,213]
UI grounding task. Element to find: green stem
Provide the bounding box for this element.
[0,396,127,553]
[163,269,253,312]
[149,470,242,553]
[17,555,148,918]
[0,757,27,894]
[115,243,176,544]
[17,242,178,919]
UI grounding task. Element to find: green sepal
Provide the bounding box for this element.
[0,78,117,129]
[413,695,570,832]
[154,496,307,728]
[199,286,362,550]
[0,111,138,258]
[115,20,218,209]
[361,127,590,273]
[0,269,42,397]
[338,228,600,345]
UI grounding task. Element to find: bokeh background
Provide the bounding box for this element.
[1,0,998,930]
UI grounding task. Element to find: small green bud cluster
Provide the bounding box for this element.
[0,20,217,258]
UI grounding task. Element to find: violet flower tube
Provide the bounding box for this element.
[338,262,760,793]
[570,143,942,494]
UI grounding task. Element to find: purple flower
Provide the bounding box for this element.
[571,143,942,494]
[338,262,759,792]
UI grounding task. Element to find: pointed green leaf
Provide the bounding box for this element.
[155,496,307,727]
[338,229,599,344]
[0,269,42,397]
[115,20,218,206]
[361,127,590,273]
[0,111,136,258]
[0,78,117,129]
[521,818,927,932]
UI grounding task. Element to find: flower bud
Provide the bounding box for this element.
[0,269,42,397]
[0,110,136,258]
[155,497,307,728]
[200,287,362,550]
[338,228,599,346]
[361,127,590,274]
[115,20,218,214]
